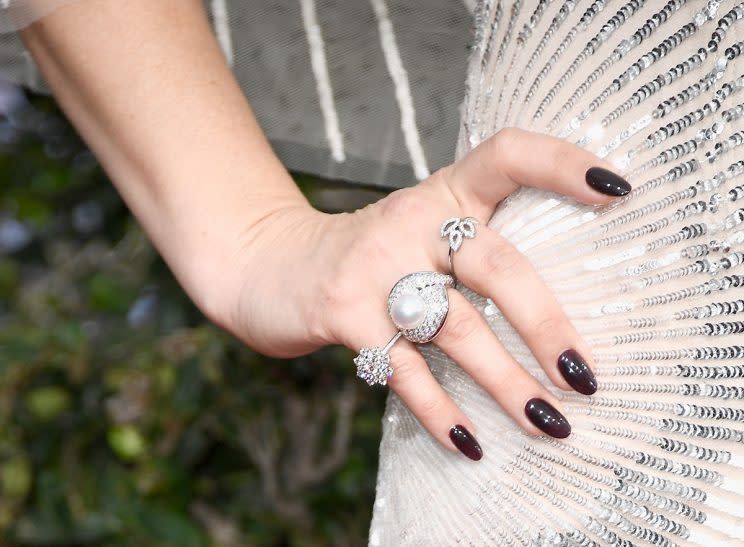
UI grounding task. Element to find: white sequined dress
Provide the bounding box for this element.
[370,1,744,545]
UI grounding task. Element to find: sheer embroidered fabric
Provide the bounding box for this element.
[0,0,473,188]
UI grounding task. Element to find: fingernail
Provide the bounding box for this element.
[449,425,483,461]
[557,349,597,395]
[586,166,631,197]
[525,398,571,439]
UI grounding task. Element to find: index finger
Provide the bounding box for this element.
[441,128,631,212]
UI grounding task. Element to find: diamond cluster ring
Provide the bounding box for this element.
[353,272,454,386]
[353,332,402,387]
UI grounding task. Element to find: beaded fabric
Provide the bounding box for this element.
[371,1,744,545]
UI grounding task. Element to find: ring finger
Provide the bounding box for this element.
[343,310,484,461]
[453,227,598,396]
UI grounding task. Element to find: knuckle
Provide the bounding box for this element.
[531,315,567,342]
[336,220,398,283]
[549,139,579,173]
[481,238,525,280]
[425,165,453,191]
[310,280,353,344]
[490,127,522,152]
[378,188,427,221]
[316,275,346,312]
[311,260,365,345]
[470,133,504,182]
[443,307,480,347]
[465,128,523,197]
[485,370,510,395]
[351,230,393,266]
[387,353,422,387]
[428,167,466,211]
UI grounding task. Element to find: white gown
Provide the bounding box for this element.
[371,1,744,545]
[3,1,743,545]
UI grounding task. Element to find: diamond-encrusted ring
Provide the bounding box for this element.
[440,217,478,282]
[353,272,454,387]
[353,332,402,387]
[388,272,453,343]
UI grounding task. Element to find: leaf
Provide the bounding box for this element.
[108,426,147,462]
[0,258,19,298]
[440,217,460,238]
[1,456,32,499]
[139,504,207,547]
[24,387,71,421]
[87,274,135,313]
[460,219,478,238]
[449,231,463,252]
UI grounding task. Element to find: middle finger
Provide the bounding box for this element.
[454,226,598,396]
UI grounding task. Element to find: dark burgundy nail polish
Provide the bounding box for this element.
[586,166,631,197]
[558,349,597,395]
[525,398,571,439]
[449,425,483,461]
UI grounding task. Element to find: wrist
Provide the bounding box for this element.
[185,197,320,329]
[224,204,349,355]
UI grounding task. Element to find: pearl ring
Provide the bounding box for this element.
[387,272,453,342]
[353,272,453,387]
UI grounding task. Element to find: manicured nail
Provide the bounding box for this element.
[557,349,597,395]
[586,166,631,197]
[525,398,571,439]
[449,425,483,461]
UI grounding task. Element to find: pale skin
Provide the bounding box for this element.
[21,0,627,457]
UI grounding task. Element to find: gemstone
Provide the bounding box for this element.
[389,291,427,330]
[353,347,393,387]
[387,272,453,343]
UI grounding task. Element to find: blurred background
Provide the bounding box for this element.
[0,81,389,546]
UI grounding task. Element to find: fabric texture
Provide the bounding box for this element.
[371,1,744,545]
[0,0,73,32]
[0,0,474,188]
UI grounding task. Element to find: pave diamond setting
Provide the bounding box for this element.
[388,272,453,343]
[440,217,479,252]
[353,272,453,387]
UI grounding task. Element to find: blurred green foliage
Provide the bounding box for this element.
[0,92,388,546]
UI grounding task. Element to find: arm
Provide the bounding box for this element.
[20,0,313,323]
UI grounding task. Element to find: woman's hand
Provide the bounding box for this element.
[222,128,631,460]
[21,1,630,460]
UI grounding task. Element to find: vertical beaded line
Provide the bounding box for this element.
[210,0,234,66]
[299,0,346,163]
[369,0,430,179]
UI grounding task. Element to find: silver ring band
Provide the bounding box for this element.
[440,217,478,284]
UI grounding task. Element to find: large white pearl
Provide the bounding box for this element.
[390,291,427,330]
